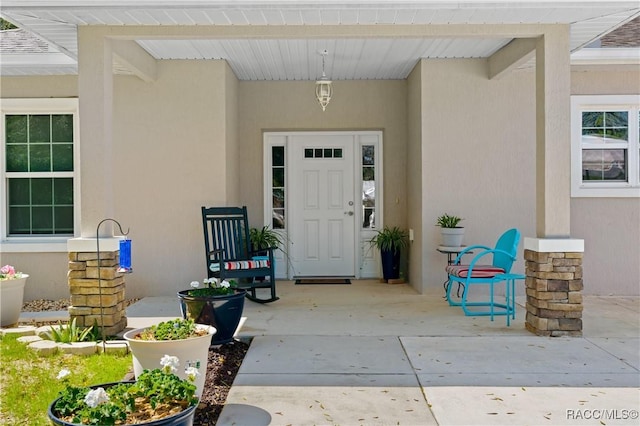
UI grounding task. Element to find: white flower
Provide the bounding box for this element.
[220,280,231,289]
[160,355,180,373]
[204,277,217,286]
[84,387,109,408]
[190,280,200,288]
[185,366,200,381]
[57,369,71,380]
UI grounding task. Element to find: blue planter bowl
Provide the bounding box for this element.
[178,289,246,345]
[48,381,198,426]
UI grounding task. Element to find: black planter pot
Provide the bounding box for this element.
[380,249,401,281]
[48,381,197,426]
[177,290,246,345]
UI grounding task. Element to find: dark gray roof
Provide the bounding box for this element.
[601,16,640,47]
[0,28,51,53]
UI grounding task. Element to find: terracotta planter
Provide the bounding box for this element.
[177,290,245,345]
[123,324,215,398]
[1,275,28,327]
[48,381,197,426]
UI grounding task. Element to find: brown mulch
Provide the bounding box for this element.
[195,340,250,425]
[21,298,250,425]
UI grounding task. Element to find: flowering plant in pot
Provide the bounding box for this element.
[1,264,29,327]
[123,318,215,399]
[48,355,199,425]
[177,279,245,346]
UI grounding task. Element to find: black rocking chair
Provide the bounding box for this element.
[201,206,279,303]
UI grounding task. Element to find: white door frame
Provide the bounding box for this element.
[263,131,383,280]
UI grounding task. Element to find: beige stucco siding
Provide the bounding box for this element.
[1,60,638,300]
[416,58,537,294]
[570,68,640,295]
[236,79,408,229]
[110,60,237,297]
[406,61,425,292]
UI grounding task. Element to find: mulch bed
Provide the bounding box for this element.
[195,339,250,425]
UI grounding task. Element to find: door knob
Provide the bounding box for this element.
[345,211,354,216]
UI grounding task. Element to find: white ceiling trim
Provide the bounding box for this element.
[1,1,638,79]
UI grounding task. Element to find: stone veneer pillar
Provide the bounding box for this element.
[524,238,585,337]
[67,238,127,336]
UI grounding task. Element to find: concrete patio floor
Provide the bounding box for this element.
[124,279,640,425]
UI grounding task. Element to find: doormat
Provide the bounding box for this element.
[295,278,351,285]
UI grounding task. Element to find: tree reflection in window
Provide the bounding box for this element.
[362,145,375,228]
[272,146,285,229]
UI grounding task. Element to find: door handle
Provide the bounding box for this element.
[344,211,354,216]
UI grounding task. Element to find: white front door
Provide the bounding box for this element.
[288,134,356,277]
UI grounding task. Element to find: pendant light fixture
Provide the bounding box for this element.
[315,49,332,111]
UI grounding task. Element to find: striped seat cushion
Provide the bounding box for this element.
[209,259,270,272]
[446,264,505,278]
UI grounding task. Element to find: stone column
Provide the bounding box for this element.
[67,238,127,336]
[524,238,584,337]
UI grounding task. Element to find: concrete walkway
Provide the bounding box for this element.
[123,280,640,426]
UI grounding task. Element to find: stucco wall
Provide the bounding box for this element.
[1,62,638,300]
[110,60,237,297]
[236,80,408,229]
[418,59,537,294]
[406,62,424,292]
[570,68,640,295]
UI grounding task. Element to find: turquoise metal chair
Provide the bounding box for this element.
[445,228,520,323]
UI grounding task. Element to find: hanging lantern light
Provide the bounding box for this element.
[315,50,332,111]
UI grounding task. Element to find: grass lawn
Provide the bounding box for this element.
[0,334,132,425]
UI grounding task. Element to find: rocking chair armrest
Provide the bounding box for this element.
[207,248,224,260]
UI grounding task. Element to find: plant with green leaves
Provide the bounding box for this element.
[46,318,95,343]
[369,226,409,253]
[249,226,283,250]
[51,355,198,425]
[134,318,207,341]
[436,213,464,228]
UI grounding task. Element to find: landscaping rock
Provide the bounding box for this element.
[17,335,43,344]
[59,342,98,356]
[96,340,130,354]
[0,326,37,337]
[28,340,59,356]
[36,325,57,338]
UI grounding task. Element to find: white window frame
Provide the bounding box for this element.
[0,98,80,252]
[571,95,640,198]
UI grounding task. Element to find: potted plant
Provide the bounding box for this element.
[369,226,409,281]
[436,213,465,247]
[177,278,245,346]
[249,225,283,253]
[48,355,199,425]
[122,318,215,398]
[0,265,29,327]
[249,225,289,280]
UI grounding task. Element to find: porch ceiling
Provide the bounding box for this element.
[1,1,639,79]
